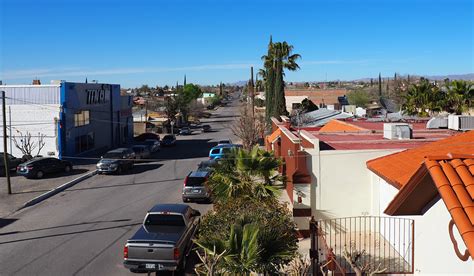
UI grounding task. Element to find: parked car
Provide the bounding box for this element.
[201,124,211,133]
[196,159,217,172]
[132,145,151,160]
[123,204,201,273]
[209,144,241,160]
[134,133,160,142]
[0,153,25,176]
[178,127,192,135]
[142,139,160,153]
[182,171,212,202]
[17,157,73,179]
[217,139,232,145]
[161,134,176,147]
[96,148,135,174]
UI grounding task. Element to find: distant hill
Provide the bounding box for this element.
[351,73,474,82]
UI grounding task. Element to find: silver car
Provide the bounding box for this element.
[96,148,135,174]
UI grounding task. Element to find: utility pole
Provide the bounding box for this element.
[2,91,12,194]
[250,66,255,117]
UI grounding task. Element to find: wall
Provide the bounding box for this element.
[306,149,400,220]
[0,104,60,158]
[375,175,474,275]
[0,85,61,158]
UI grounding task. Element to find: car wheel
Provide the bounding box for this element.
[64,165,72,173]
[116,166,123,174]
[36,170,44,179]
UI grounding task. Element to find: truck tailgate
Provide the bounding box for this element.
[127,241,175,261]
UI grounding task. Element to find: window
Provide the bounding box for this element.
[74,110,90,127]
[75,132,94,153]
[145,214,185,227]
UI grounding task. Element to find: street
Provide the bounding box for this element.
[0,95,241,275]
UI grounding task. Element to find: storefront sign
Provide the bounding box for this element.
[86,89,109,105]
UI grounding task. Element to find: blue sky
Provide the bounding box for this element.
[1,0,472,88]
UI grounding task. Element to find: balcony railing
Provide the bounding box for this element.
[310,216,414,275]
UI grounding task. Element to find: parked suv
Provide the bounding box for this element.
[96,148,135,174]
[182,171,211,202]
[17,157,73,179]
[209,144,241,160]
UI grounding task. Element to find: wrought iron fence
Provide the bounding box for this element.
[310,216,414,275]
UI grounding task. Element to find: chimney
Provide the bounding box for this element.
[32,79,41,85]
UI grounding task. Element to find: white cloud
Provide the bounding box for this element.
[2,63,256,80]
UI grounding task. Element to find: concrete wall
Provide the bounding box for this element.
[375,175,474,275]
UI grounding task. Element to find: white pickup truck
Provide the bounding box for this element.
[123,204,200,273]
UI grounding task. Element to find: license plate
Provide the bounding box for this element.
[193,189,200,193]
[145,264,155,269]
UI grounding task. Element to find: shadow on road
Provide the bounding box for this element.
[0,221,142,245]
[0,218,18,229]
[119,164,163,175]
[158,139,217,160]
[68,178,184,192]
[0,219,131,236]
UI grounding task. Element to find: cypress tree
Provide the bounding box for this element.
[378,73,382,97]
[264,36,275,123]
[273,49,286,116]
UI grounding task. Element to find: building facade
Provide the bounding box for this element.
[0,82,133,159]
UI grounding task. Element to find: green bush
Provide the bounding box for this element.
[196,198,298,274]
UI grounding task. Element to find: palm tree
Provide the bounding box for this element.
[402,80,441,117]
[207,146,283,204]
[446,80,474,114]
[196,221,260,275]
[262,39,301,122]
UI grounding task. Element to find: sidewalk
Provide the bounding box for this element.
[0,164,96,218]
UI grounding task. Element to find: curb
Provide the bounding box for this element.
[22,170,98,209]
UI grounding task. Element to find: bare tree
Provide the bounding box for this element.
[231,104,265,151]
[279,254,311,276]
[194,246,226,276]
[342,246,387,276]
[13,130,46,158]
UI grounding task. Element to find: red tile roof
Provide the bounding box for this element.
[319,119,369,133]
[367,131,474,189]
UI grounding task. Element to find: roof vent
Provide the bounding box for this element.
[426,117,448,129]
[383,123,412,140]
[448,115,474,131]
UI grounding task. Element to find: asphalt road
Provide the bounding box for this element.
[0,93,241,276]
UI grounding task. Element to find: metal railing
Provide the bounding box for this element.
[310,216,414,275]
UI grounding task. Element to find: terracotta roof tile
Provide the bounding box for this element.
[367,131,474,189]
[425,156,474,260]
[319,119,369,133]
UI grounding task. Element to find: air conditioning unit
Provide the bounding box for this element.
[448,115,474,131]
[426,117,448,129]
[383,123,412,140]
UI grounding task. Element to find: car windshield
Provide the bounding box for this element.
[163,135,174,140]
[102,152,123,159]
[219,140,230,144]
[145,214,185,227]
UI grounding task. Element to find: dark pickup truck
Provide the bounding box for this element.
[123,204,201,273]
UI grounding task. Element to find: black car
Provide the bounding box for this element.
[201,125,211,133]
[161,134,176,147]
[0,153,24,176]
[17,157,73,179]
